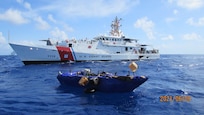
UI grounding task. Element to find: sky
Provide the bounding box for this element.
[0,0,204,55]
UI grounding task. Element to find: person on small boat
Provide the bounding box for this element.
[78,75,100,93]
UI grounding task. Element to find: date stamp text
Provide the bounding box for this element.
[160,95,191,102]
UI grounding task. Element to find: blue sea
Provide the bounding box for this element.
[0,55,203,115]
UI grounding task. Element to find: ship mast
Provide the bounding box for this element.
[109,16,123,37]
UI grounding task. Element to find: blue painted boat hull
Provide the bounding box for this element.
[57,72,148,93]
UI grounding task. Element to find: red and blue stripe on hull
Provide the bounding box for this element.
[23,46,76,65]
[56,46,75,61]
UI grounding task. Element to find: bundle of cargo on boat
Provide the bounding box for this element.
[57,62,148,93]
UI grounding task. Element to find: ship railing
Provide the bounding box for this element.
[65,39,96,44]
[145,49,159,54]
[138,49,159,54]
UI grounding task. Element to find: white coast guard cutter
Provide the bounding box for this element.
[9,17,159,65]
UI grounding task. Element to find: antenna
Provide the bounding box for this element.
[8,30,10,42]
[109,16,123,37]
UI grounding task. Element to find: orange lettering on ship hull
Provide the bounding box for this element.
[56,46,74,61]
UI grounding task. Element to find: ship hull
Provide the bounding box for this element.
[9,43,160,65]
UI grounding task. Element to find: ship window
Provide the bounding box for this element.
[130,47,132,50]
[124,39,131,42]
[125,47,128,51]
[103,38,105,40]
[69,44,72,47]
[116,52,120,54]
[106,38,108,40]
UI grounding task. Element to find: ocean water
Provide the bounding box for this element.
[0,55,203,115]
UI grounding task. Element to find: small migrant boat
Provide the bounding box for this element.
[57,62,148,93]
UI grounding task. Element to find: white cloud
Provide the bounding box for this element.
[16,0,32,10]
[24,2,32,10]
[165,9,178,23]
[186,17,204,26]
[63,24,74,32]
[182,33,201,40]
[48,14,56,23]
[168,0,204,10]
[15,0,52,31]
[50,27,68,40]
[165,17,177,23]
[37,0,139,17]
[161,35,174,40]
[173,9,178,15]
[134,17,155,39]
[34,16,50,30]
[0,32,6,44]
[16,0,23,4]
[15,0,50,30]
[48,14,73,32]
[0,9,28,24]
[0,32,13,55]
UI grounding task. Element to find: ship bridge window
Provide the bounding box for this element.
[124,39,131,42]
[125,47,128,51]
